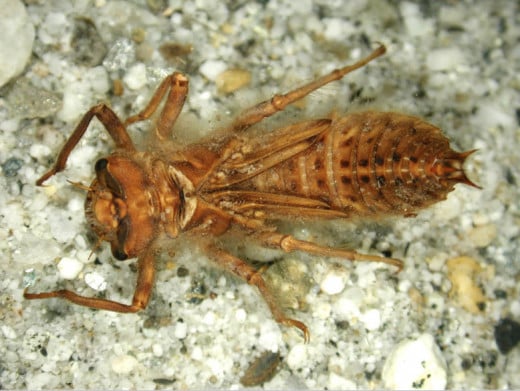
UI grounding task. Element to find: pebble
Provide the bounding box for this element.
[174,321,187,339]
[57,257,84,280]
[111,354,138,374]
[360,308,382,331]
[1,325,17,339]
[152,343,163,357]
[124,63,148,90]
[0,0,35,88]
[286,343,307,370]
[382,333,447,390]
[446,256,487,314]
[467,223,497,248]
[216,68,251,94]
[400,2,434,37]
[426,47,466,72]
[320,271,346,295]
[5,79,61,119]
[84,272,107,291]
[199,60,227,81]
[494,318,520,354]
[327,372,357,390]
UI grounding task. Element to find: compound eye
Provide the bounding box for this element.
[95,158,108,173]
[112,247,128,261]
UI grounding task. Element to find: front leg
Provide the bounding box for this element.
[36,103,135,185]
[124,72,189,141]
[24,248,156,312]
[206,245,310,342]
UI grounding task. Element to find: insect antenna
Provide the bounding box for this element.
[88,235,105,260]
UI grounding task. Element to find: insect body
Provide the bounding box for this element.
[25,45,478,341]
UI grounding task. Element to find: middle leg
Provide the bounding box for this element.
[206,245,310,342]
[256,231,403,271]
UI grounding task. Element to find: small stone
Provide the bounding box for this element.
[71,17,108,67]
[216,68,251,94]
[286,343,307,370]
[29,144,52,160]
[159,42,193,63]
[320,271,346,295]
[2,157,23,177]
[84,272,107,291]
[199,60,227,81]
[327,372,356,390]
[57,257,84,280]
[103,39,136,72]
[152,343,163,357]
[446,256,487,314]
[426,47,466,72]
[235,308,247,322]
[360,309,381,331]
[382,333,447,390]
[111,354,138,374]
[240,351,281,387]
[5,78,61,119]
[467,223,497,248]
[494,318,520,354]
[124,63,147,90]
[400,2,434,37]
[1,325,17,339]
[174,321,187,339]
[0,0,35,88]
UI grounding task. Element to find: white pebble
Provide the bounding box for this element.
[426,48,466,72]
[328,372,357,390]
[0,0,35,87]
[85,66,110,95]
[1,325,17,339]
[314,301,332,319]
[382,333,447,390]
[287,343,307,370]
[111,354,138,374]
[29,144,52,160]
[323,18,348,42]
[124,62,147,90]
[334,296,361,320]
[152,343,163,357]
[174,321,187,339]
[400,2,434,37]
[320,272,346,295]
[467,223,497,248]
[202,311,216,325]
[360,309,381,331]
[57,257,84,280]
[235,308,247,322]
[199,60,227,81]
[84,272,107,291]
[190,346,203,361]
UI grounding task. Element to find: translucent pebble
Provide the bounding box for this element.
[84,272,107,291]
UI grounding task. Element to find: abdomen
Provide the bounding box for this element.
[243,111,476,217]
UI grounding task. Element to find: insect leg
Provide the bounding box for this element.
[231,44,386,132]
[124,72,189,141]
[206,245,310,342]
[36,104,135,185]
[24,248,155,312]
[256,232,403,272]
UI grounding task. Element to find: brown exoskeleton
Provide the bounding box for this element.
[25,45,478,341]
